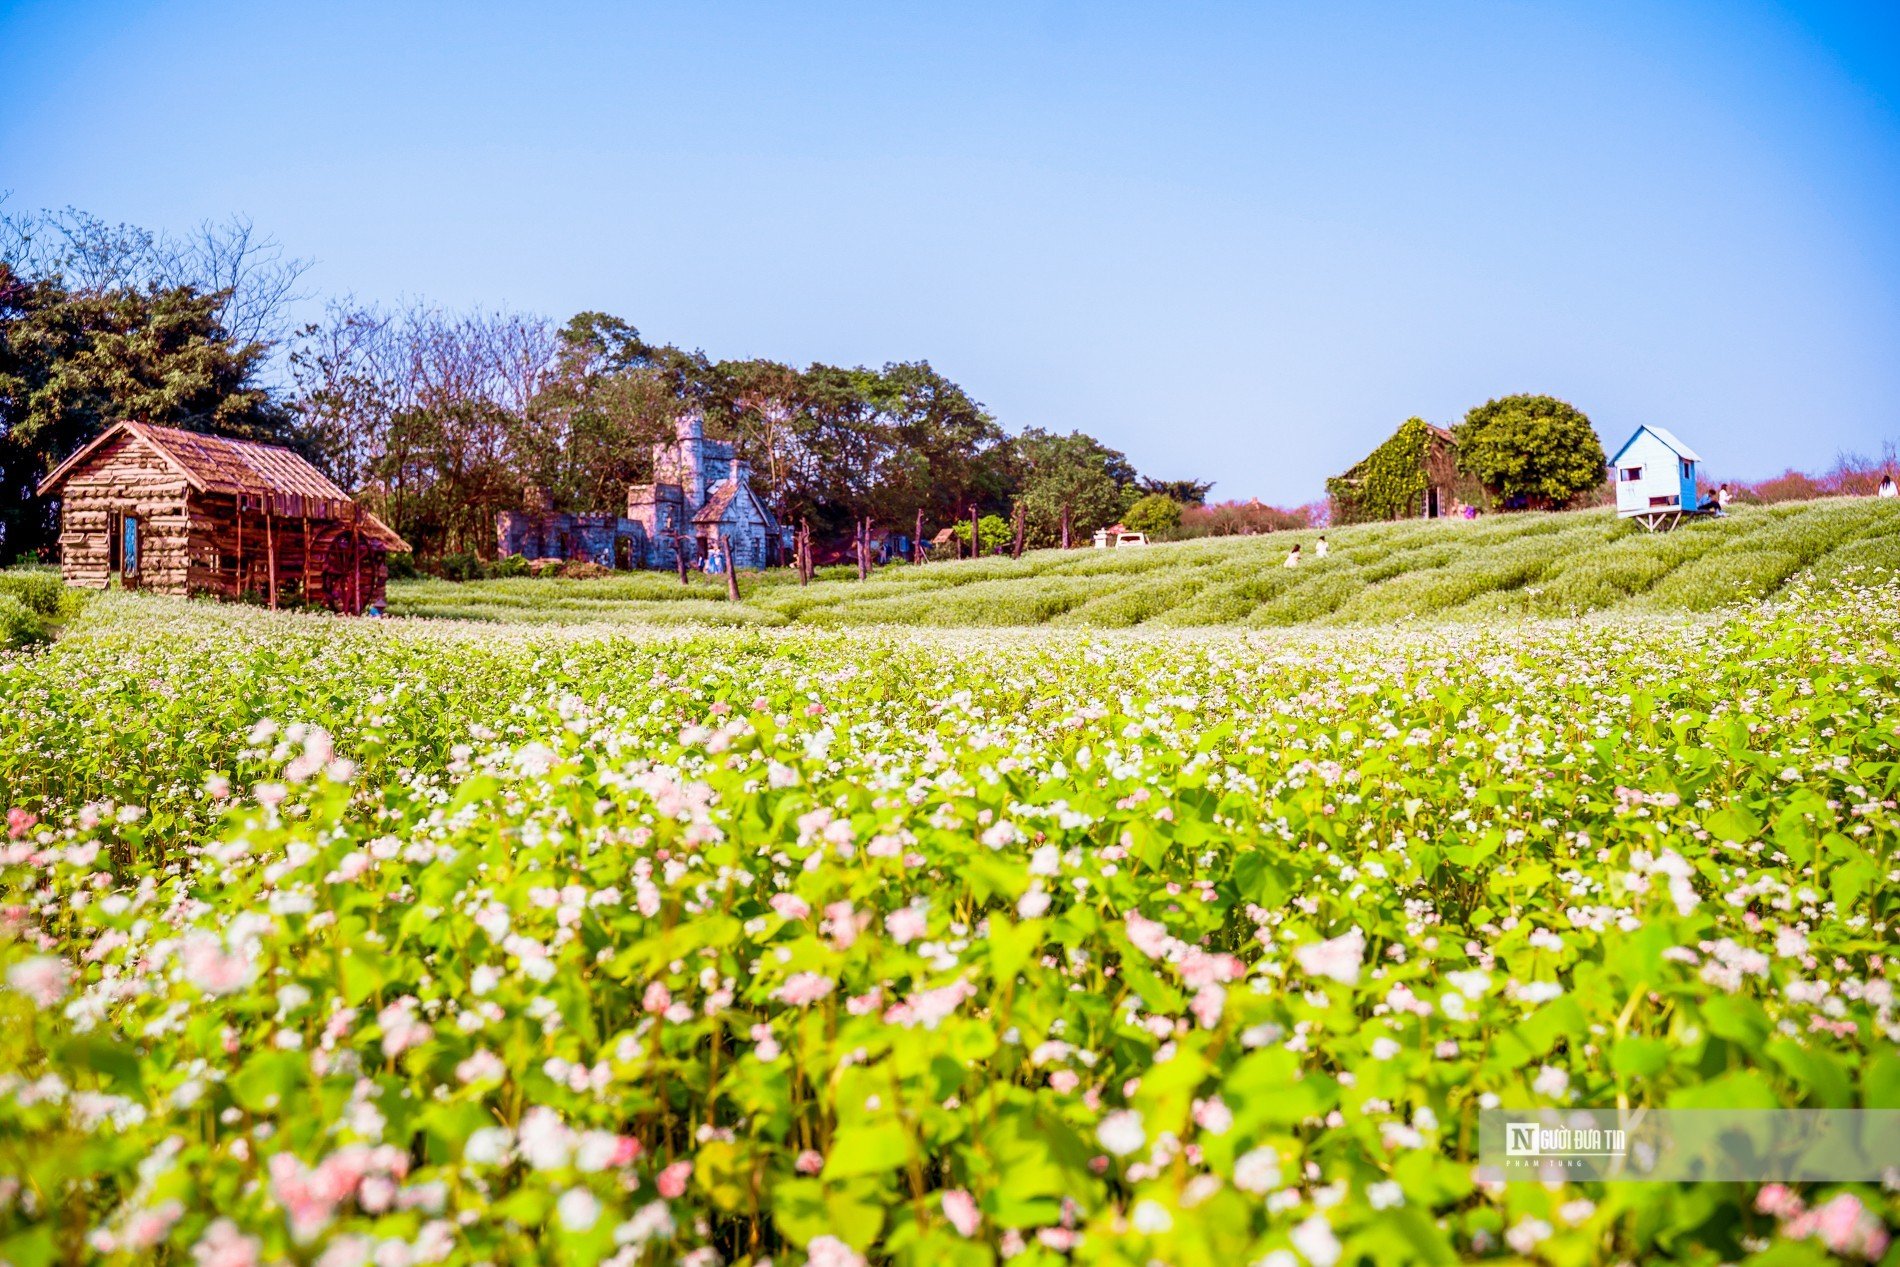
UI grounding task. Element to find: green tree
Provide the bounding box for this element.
[1013,429,1132,548]
[1,262,289,561]
[951,513,1012,556]
[1454,394,1606,509]
[1122,493,1182,535]
[1135,476,1213,506]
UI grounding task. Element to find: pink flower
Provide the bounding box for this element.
[795,1149,825,1175]
[1755,1184,1803,1219]
[885,907,927,945]
[180,934,254,996]
[191,1219,260,1267]
[1049,1070,1080,1094]
[612,1136,644,1167]
[6,808,36,839]
[1293,928,1366,985]
[657,1160,693,1199]
[942,1188,981,1237]
[114,1201,176,1249]
[643,981,673,1015]
[805,1236,864,1267]
[775,972,836,1007]
[1190,984,1225,1029]
[770,893,811,921]
[1806,1193,1888,1261]
[884,979,975,1030]
[1125,912,1171,959]
[822,901,860,950]
[376,997,433,1057]
[6,955,71,1008]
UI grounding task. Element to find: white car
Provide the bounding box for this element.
[1115,532,1149,547]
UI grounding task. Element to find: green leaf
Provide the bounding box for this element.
[1701,805,1761,842]
[1610,1036,1670,1079]
[823,1120,914,1181]
[229,1049,306,1113]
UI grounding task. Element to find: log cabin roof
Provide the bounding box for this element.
[38,421,410,550]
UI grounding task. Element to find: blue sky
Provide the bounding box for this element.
[3,1,1897,502]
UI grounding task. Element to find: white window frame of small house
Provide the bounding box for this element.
[1618,466,1643,482]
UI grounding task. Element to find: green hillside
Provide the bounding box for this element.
[386,498,1900,628]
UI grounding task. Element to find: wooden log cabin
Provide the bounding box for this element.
[36,421,410,613]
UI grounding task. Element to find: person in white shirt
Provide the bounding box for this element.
[1283,543,1302,568]
[1315,535,1329,558]
[1879,473,1897,499]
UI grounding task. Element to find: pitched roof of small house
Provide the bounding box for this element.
[38,421,409,550]
[1609,424,1701,466]
[692,479,777,529]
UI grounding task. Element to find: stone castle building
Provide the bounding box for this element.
[496,415,782,570]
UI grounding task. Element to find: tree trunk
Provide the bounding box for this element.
[857,518,870,581]
[1060,502,1072,550]
[265,505,278,610]
[675,532,689,586]
[914,509,924,565]
[1012,503,1024,560]
[970,505,980,560]
[722,534,741,602]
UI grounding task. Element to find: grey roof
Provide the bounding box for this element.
[1610,425,1701,465]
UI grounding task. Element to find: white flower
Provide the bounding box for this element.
[1233,1147,1281,1193]
[557,1187,601,1232]
[1290,1214,1341,1267]
[464,1127,514,1166]
[1505,1217,1552,1255]
[1367,1180,1404,1209]
[1131,1199,1173,1233]
[1097,1109,1145,1157]
[1532,1064,1570,1100]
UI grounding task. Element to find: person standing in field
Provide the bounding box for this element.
[1284,543,1302,568]
[1880,472,1897,499]
[1315,535,1329,558]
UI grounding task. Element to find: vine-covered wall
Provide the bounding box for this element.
[1327,417,1434,524]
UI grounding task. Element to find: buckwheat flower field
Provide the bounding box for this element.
[0,577,1895,1266]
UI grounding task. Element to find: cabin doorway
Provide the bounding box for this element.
[106,511,141,589]
[1426,488,1440,519]
[614,534,633,570]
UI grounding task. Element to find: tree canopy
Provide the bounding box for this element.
[1454,394,1606,509]
[4,205,1211,564]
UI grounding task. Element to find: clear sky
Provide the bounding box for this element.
[3,1,1897,502]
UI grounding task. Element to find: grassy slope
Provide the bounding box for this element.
[384,498,1900,629]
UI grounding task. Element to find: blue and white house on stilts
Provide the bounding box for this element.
[1610,425,1703,531]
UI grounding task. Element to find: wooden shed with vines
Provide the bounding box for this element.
[36,421,409,614]
[1326,418,1473,524]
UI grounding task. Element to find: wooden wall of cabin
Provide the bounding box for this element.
[185,493,388,612]
[54,433,192,591]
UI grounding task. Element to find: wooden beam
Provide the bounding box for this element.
[265,505,278,611]
[351,504,362,615]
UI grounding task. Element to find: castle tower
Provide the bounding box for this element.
[674,412,706,510]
